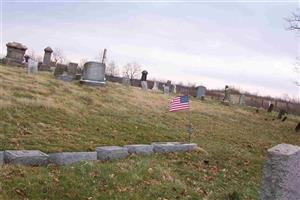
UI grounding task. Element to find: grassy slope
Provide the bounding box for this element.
[0,65,299,200]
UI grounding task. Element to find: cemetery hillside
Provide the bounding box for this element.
[1,64,300,199]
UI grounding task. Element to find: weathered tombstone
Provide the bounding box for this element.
[49,152,97,165]
[80,61,106,86]
[67,62,78,78]
[221,85,231,106]
[4,42,27,66]
[4,150,49,166]
[54,63,67,76]
[260,144,300,200]
[163,84,170,94]
[122,76,131,86]
[124,144,153,155]
[152,81,159,91]
[141,70,148,91]
[295,122,300,132]
[196,86,206,100]
[39,47,53,71]
[27,59,38,74]
[152,142,197,153]
[239,94,245,105]
[173,84,177,93]
[267,104,274,112]
[96,146,128,161]
[277,109,286,119]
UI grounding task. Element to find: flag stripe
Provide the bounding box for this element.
[169,96,189,112]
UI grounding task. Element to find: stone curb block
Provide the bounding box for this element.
[0,151,4,165]
[96,146,128,161]
[49,152,97,165]
[4,150,49,166]
[124,144,153,155]
[152,142,198,153]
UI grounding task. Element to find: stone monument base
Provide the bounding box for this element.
[80,79,106,86]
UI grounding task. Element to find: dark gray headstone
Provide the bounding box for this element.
[267,104,274,112]
[96,146,128,161]
[124,144,153,155]
[277,109,286,119]
[4,42,27,66]
[4,150,49,166]
[141,70,148,81]
[295,122,300,133]
[49,152,97,165]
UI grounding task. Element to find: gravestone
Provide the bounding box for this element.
[221,85,231,106]
[96,146,128,161]
[54,63,67,76]
[163,84,170,94]
[4,42,27,66]
[141,70,148,90]
[49,152,97,165]
[4,150,49,166]
[277,109,286,119]
[67,62,78,78]
[39,47,53,71]
[239,94,245,105]
[152,81,159,91]
[122,76,131,86]
[80,61,106,86]
[152,142,197,153]
[196,86,206,100]
[260,144,300,200]
[173,85,177,93]
[267,104,274,112]
[124,144,153,155]
[27,59,38,74]
[295,122,300,133]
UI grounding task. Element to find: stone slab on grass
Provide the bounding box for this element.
[4,150,49,166]
[124,144,153,155]
[0,151,4,165]
[96,146,128,161]
[152,142,198,153]
[260,144,300,200]
[49,152,97,165]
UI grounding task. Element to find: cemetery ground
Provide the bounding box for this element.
[0,65,300,200]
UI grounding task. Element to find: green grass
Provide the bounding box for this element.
[0,65,299,199]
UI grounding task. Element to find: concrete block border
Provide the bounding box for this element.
[0,142,198,167]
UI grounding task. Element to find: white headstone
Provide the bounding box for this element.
[152,81,159,91]
[27,59,38,74]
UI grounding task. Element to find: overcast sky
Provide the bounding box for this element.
[1,0,299,98]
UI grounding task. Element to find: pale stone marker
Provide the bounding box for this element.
[80,61,106,86]
[27,59,38,74]
[122,76,131,86]
[239,94,245,105]
[141,70,148,91]
[4,150,49,166]
[96,146,128,161]
[260,144,300,200]
[196,86,206,100]
[124,144,153,155]
[49,152,97,165]
[163,84,170,94]
[152,81,159,91]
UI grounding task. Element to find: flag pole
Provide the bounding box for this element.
[187,87,192,143]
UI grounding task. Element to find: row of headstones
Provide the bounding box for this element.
[0,142,197,167]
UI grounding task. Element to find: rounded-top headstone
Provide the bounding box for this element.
[44,46,53,53]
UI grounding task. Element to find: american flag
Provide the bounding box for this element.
[169,96,189,112]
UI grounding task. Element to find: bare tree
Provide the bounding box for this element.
[52,48,66,64]
[79,58,87,69]
[122,62,141,79]
[27,49,42,62]
[106,61,119,76]
[286,10,300,31]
